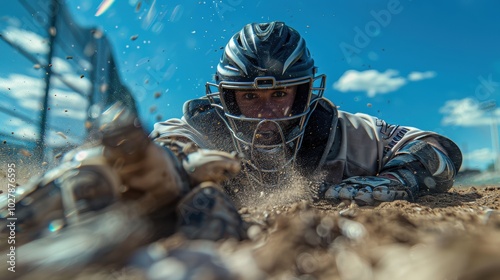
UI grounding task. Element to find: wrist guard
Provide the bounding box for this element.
[381,139,457,194]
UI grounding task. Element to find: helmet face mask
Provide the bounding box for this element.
[205,21,327,189]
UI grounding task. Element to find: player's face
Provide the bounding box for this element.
[234,86,297,119]
[234,86,298,144]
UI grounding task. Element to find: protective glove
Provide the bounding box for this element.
[100,102,242,215]
[318,175,415,206]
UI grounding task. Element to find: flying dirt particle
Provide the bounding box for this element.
[367,103,372,108]
[54,153,63,159]
[42,162,48,166]
[49,27,57,36]
[56,131,67,139]
[19,149,32,157]
[130,34,139,41]
[66,56,73,59]
[85,121,93,129]
[3,140,6,144]
[154,92,161,98]
[92,29,104,39]
[100,83,109,93]
[155,115,163,121]
[33,64,41,69]
[149,106,157,113]
[80,75,85,78]
[64,109,68,112]
[135,1,141,11]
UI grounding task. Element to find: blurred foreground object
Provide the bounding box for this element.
[0,102,155,273]
[0,101,244,275]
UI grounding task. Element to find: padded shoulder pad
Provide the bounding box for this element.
[183,98,214,121]
[182,98,231,151]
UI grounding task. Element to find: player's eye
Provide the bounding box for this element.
[273,91,287,98]
[243,92,258,100]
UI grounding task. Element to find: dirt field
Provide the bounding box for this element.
[3,183,500,280]
[2,164,500,280]
[206,183,500,280]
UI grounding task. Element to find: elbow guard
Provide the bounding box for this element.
[381,139,457,194]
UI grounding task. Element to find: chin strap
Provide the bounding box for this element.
[380,139,457,195]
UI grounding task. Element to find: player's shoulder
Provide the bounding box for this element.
[338,110,376,121]
[337,110,381,129]
[183,97,214,118]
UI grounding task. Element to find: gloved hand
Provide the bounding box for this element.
[113,141,242,215]
[318,175,415,206]
[100,103,241,215]
[97,102,187,215]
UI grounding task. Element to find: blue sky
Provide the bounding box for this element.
[1,0,499,171]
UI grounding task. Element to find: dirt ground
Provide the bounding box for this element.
[224,184,500,280]
[3,178,500,280]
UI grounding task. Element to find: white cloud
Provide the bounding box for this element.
[18,99,43,111]
[0,74,45,99]
[49,88,89,110]
[334,69,407,97]
[2,26,49,54]
[464,147,496,162]
[6,118,26,127]
[440,98,500,126]
[333,69,438,97]
[12,125,38,141]
[408,71,437,81]
[0,71,89,151]
[51,57,74,73]
[0,74,45,112]
[48,89,89,120]
[461,147,500,171]
[0,72,90,119]
[56,73,92,94]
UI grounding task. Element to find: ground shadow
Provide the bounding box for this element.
[416,190,483,208]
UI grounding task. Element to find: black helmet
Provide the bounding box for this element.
[206,21,326,189]
[216,21,315,83]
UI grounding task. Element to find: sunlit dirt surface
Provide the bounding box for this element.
[3,184,500,280]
